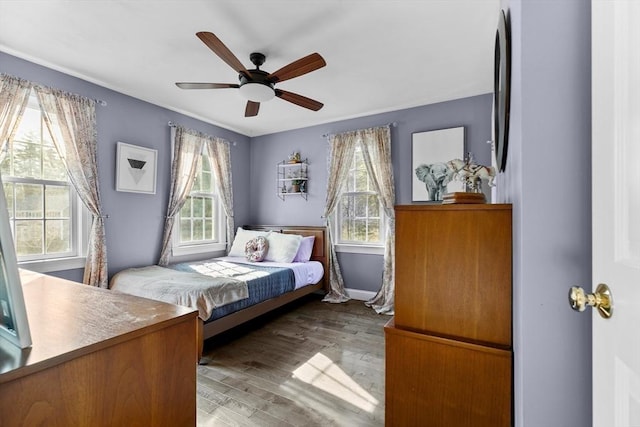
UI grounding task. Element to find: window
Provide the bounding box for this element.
[0,91,87,271]
[335,143,385,253]
[172,150,226,256]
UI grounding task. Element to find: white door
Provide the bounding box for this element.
[592,1,640,426]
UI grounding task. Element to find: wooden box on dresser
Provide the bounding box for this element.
[386,204,512,427]
[0,270,198,427]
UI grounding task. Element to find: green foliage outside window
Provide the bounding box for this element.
[338,145,383,244]
[0,92,73,259]
[178,153,217,245]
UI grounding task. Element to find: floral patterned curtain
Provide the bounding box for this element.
[323,125,395,313]
[158,126,204,265]
[0,75,31,161]
[322,131,358,303]
[205,138,235,251]
[35,86,108,287]
[360,126,395,314]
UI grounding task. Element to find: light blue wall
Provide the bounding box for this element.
[249,94,492,292]
[498,1,592,426]
[1,50,492,292]
[0,51,252,282]
[1,2,594,423]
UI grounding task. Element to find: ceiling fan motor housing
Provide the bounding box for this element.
[249,52,266,68]
[239,68,275,102]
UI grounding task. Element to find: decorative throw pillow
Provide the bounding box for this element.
[245,236,269,262]
[293,236,315,262]
[228,227,270,257]
[264,232,303,263]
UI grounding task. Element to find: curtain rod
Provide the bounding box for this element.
[322,121,397,138]
[167,121,236,146]
[95,99,107,106]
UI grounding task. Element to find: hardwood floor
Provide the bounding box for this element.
[196,295,388,426]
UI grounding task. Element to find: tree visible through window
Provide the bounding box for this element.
[1,92,77,260]
[338,144,383,245]
[178,152,218,245]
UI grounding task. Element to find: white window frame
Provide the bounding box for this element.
[171,149,226,257]
[18,202,90,273]
[2,92,89,273]
[334,143,386,255]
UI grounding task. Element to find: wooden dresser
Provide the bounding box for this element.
[386,204,512,426]
[0,270,198,427]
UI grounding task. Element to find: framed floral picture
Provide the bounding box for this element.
[116,142,158,194]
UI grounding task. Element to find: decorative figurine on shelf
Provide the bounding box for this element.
[288,151,301,163]
[446,152,496,192]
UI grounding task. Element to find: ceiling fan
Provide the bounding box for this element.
[176,32,326,117]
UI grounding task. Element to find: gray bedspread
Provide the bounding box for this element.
[109,265,249,320]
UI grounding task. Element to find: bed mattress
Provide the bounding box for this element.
[170,256,323,322]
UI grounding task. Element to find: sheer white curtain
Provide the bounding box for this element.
[205,137,235,251]
[158,126,204,265]
[36,86,108,287]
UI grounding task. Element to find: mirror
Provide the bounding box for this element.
[494,9,511,172]
[0,173,31,349]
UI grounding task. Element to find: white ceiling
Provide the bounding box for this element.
[0,0,500,137]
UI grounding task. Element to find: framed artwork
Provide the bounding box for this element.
[412,127,465,202]
[116,142,158,194]
[0,174,31,349]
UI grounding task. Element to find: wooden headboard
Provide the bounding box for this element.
[243,225,329,291]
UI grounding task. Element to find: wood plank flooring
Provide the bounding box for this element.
[196,295,388,426]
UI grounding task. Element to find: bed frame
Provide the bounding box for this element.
[198,225,329,343]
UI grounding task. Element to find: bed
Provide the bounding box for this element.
[109,225,328,352]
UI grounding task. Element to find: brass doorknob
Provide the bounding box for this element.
[568,283,613,319]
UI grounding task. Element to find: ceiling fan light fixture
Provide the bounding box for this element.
[239,82,275,102]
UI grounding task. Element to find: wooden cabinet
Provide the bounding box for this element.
[386,204,512,426]
[0,270,198,427]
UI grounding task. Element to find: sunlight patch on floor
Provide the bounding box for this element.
[291,352,378,413]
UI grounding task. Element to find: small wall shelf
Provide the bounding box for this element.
[277,158,308,201]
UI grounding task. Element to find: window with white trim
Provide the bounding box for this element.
[172,150,226,256]
[1,91,87,270]
[335,143,385,252]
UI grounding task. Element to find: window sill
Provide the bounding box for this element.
[19,256,86,273]
[172,242,227,257]
[335,244,384,255]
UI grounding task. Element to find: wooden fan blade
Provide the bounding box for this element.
[245,101,260,117]
[175,82,239,89]
[267,53,326,83]
[196,31,250,78]
[276,89,323,111]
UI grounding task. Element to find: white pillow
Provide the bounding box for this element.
[264,232,303,263]
[228,227,270,257]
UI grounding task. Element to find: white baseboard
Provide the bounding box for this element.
[345,288,376,301]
